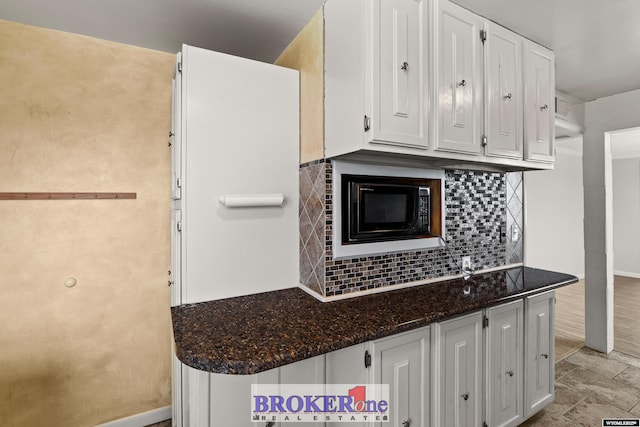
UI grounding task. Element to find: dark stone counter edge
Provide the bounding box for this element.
[173,271,579,375]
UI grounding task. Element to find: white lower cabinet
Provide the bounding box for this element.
[524,291,555,417]
[432,295,553,427]
[325,343,369,427]
[178,293,555,427]
[371,327,430,427]
[432,312,483,427]
[276,356,326,427]
[183,355,325,427]
[209,366,277,427]
[485,301,524,427]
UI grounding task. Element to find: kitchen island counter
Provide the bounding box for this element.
[171,266,577,374]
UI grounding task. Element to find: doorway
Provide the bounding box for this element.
[611,126,640,358]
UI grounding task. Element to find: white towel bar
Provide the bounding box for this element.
[218,193,285,208]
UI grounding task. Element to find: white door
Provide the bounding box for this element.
[172,53,183,200]
[325,344,369,427]
[278,356,326,427]
[180,44,299,303]
[524,291,555,416]
[170,209,182,307]
[523,41,555,163]
[208,368,278,427]
[372,327,430,427]
[484,23,523,159]
[433,311,482,427]
[371,0,429,149]
[170,209,183,426]
[486,301,524,427]
[436,0,483,155]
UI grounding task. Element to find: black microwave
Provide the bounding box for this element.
[342,175,440,244]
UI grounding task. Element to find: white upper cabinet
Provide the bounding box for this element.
[484,22,523,159]
[523,41,555,163]
[322,0,555,169]
[435,0,484,155]
[373,0,429,149]
[325,0,429,158]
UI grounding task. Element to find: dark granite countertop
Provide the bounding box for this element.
[171,266,578,375]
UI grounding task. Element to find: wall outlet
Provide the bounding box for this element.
[511,225,520,242]
[462,256,472,271]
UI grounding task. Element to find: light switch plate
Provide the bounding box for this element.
[511,225,519,242]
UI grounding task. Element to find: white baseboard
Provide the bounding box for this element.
[95,406,171,427]
[614,270,640,279]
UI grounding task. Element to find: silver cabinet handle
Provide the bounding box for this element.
[458,79,467,87]
[541,353,549,359]
[402,419,411,427]
[504,93,512,99]
[540,104,548,110]
[266,422,275,427]
[401,61,409,71]
[506,370,514,377]
[461,392,469,401]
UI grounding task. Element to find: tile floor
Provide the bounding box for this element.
[521,347,640,426]
[147,347,640,427]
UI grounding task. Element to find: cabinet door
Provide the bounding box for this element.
[523,41,555,163]
[524,291,555,417]
[485,23,523,159]
[170,209,182,307]
[181,45,299,303]
[172,53,183,200]
[432,311,482,427]
[371,0,429,149]
[279,356,325,427]
[372,327,430,427]
[326,343,369,427]
[436,0,483,155]
[486,301,524,427]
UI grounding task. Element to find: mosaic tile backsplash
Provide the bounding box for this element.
[300,160,523,297]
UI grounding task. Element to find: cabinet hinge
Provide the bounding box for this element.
[364,350,372,368]
[480,29,487,43]
[177,61,182,73]
[481,135,488,147]
[176,178,182,188]
[482,315,489,329]
[176,221,182,232]
[364,115,371,132]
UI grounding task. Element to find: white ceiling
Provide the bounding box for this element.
[1,0,639,102]
[0,0,324,64]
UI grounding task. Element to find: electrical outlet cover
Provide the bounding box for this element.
[511,225,520,242]
[462,256,472,270]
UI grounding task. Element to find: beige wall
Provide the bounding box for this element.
[0,19,173,426]
[275,8,324,163]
